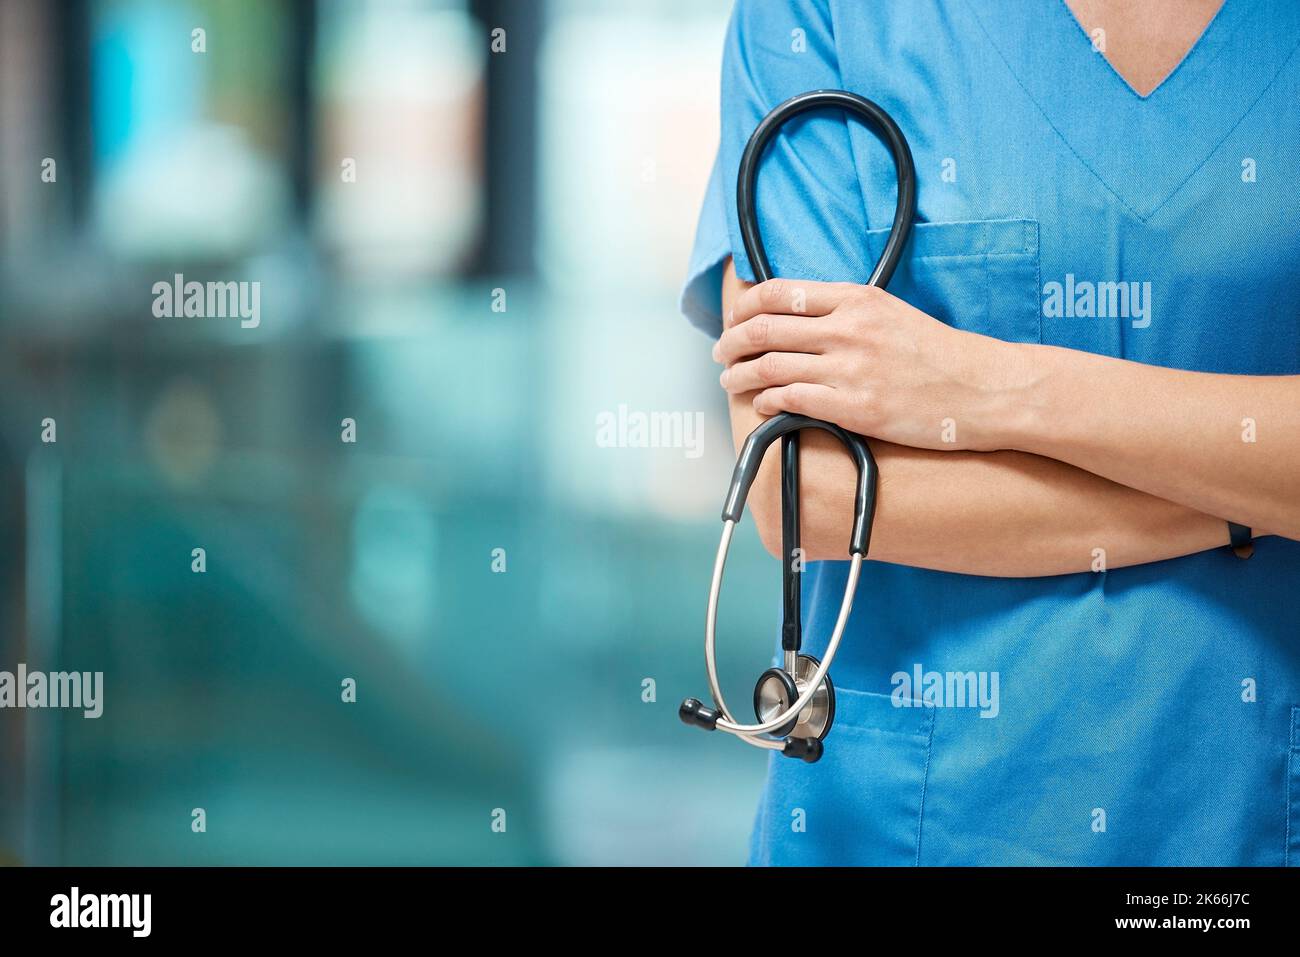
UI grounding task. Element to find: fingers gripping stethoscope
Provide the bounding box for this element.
[679,90,916,763]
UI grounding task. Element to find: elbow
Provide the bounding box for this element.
[746,464,840,563]
[748,470,786,561]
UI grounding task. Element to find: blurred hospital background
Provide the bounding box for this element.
[0,0,785,865]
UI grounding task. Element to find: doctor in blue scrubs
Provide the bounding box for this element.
[681,0,1300,865]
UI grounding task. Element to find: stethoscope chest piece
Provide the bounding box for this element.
[754,655,835,741]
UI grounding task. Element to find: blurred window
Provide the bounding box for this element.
[90,0,295,259]
[313,0,484,278]
[0,2,65,252]
[538,0,728,291]
[536,0,731,520]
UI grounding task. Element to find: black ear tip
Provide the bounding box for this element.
[782,737,824,763]
[679,698,720,730]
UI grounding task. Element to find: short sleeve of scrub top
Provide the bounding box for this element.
[681,0,1300,866]
[680,0,878,337]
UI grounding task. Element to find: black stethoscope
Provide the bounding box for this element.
[680,90,916,763]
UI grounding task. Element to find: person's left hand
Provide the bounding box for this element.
[713,278,1032,452]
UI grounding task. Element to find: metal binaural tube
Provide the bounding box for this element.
[715,556,861,737]
[703,523,862,740]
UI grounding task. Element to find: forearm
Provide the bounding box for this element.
[1002,344,1300,538]
[716,261,1229,576]
[728,388,1228,576]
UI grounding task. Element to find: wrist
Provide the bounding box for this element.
[982,339,1057,453]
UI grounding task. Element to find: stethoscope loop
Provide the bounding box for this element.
[681,89,915,763]
[693,444,867,746]
[725,413,878,556]
[737,89,916,288]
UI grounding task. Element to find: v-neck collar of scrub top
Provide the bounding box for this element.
[966,0,1300,222]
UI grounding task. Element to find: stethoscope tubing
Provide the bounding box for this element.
[737,89,916,288]
[691,88,915,755]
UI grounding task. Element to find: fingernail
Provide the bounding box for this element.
[718,370,729,389]
[711,342,721,362]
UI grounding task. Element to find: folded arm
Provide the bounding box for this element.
[718,261,1233,577]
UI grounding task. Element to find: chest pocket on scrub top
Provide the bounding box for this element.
[867,218,1043,344]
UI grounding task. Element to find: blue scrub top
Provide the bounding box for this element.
[682,0,1300,865]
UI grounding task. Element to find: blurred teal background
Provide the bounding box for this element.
[0,0,785,864]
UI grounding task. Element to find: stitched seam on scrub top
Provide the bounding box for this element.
[963,1,1148,224]
[914,706,936,866]
[1288,706,1299,866]
[909,251,1036,262]
[1031,220,1043,344]
[970,0,1300,225]
[1144,35,1300,222]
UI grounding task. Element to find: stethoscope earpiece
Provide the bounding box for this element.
[782,737,824,764]
[678,697,720,731]
[681,89,915,763]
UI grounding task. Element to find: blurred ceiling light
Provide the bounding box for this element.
[144,378,223,486]
[96,123,291,259]
[91,0,292,259]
